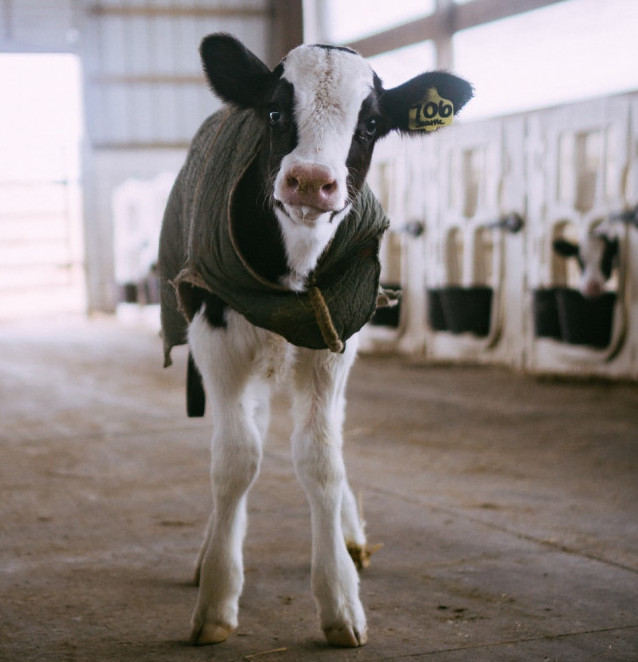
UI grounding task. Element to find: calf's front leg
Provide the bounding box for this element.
[292,341,367,647]
[190,400,264,644]
[188,314,265,645]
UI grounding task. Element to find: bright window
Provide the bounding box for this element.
[324,0,435,44]
[455,0,638,118]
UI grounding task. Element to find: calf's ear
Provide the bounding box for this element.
[200,33,273,109]
[553,238,579,257]
[381,71,474,134]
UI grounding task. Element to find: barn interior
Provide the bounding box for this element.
[1,1,637,660]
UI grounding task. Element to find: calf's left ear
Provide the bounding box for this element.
[553,238,579,257]
[381,71,474,134]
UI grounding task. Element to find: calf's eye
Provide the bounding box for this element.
[269,110,282,125]
[357,117,378,141]
[365,118,377,136]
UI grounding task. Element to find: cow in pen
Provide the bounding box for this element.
[158,33,472,647]
[553,230,619,298]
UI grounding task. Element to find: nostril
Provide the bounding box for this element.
[321,180,337,195]
[287,176,299,191]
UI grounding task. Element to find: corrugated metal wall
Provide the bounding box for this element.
[82,0,274,312]
[0,0,80,52]
[82,1,271,150]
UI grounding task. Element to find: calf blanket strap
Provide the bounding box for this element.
[159,108,391,367]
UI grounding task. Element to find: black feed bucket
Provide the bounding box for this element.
[532,288,562,340]
[426,288,448,331]
[555,288,616,349]
[438,286,493,337]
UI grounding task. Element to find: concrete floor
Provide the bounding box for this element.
[1,314,637,662]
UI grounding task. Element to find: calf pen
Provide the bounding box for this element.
[112,90,638,380]
[361,89,638,380]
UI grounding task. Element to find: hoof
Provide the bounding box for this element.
[323,625,367,647]
[346,541,383,570]
[190,621,235,645]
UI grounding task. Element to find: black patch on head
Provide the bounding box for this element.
[312,44,359,56]
[600,235,619,279]
[553,238,580,259]
[258,77,299,190]
[346,86,385,200]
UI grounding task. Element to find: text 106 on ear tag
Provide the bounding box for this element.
[408,88,454,132]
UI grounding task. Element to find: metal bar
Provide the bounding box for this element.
[610,205,638,228]
[89,74,205,85]
[346,0,568,58]
[92,141,191,150]
[87,4,267,19]
[346,13,441,58]
[454,0,567,32]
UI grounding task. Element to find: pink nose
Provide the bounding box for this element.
[281,164,339,211]
[582,279,604,298]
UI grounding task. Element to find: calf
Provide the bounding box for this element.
[159,33,472,647]
[553,232,618,298]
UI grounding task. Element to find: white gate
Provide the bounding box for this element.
[0,145,85,319]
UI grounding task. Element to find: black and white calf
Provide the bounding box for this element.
[159,34,472,648]
[553,231,618,298]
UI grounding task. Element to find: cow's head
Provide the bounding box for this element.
[553,233,619,298]
[200,34,473,228]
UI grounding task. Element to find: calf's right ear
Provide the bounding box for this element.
[553,238,579,257]
[200,33,273,109]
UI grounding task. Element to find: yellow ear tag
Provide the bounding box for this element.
[408,88,454,132]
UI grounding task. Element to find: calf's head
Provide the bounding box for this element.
[553,233,618,298]
[200,34,473,226]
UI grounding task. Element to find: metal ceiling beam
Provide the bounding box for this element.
[346,0,569,58]
[87,4,267,18]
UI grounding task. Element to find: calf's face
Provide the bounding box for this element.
[200,34,473,227]
[553,234,618,298]
[271,45,378,221]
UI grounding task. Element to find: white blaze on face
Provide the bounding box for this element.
[274,46,375,221]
